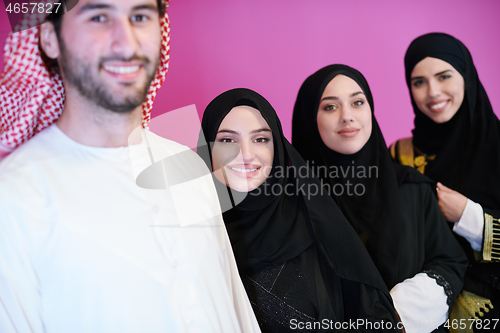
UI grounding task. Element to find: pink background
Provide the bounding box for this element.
[1,0,500,146]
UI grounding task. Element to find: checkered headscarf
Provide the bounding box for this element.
[0,0,171,158]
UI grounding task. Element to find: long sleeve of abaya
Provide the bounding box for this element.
[390,183,467,332]
[337,279,404,333]
[419,183,468,306]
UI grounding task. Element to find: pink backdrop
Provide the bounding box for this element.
[1,0,499,146]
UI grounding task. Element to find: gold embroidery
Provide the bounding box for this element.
[413,146,435,174]
[397,138,415,168]
[450,290,494,333]
[414,155,426,167]
[389,141,397,160]
[483,213,500,262]
[391,138,435,174]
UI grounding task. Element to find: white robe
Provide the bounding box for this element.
[0,124,260,333]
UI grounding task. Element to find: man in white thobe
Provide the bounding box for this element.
[0,0,260,332]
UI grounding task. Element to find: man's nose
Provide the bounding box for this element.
[110,18,140,58]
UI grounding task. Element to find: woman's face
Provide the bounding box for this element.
[317,75,372,155]
[212,105,274,192]
[410,57,465,123]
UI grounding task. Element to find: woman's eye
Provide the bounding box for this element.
[413,79,424,88]
[324,104,337,111]
[254,138,270,143]
[439,74,451,81]
[131,15,148,22]
[91,15,107,23]
[353,100,364,106]
[220,138,235,143]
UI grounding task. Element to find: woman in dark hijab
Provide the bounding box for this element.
[390,33,500,328]
[198,88,402,332]
[292,65,467,332]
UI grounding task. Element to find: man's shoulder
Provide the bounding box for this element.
[145,130,193,155]
[0,127,64,213]
[0,125,62,177]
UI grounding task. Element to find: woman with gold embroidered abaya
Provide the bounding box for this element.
[391,33,500,331]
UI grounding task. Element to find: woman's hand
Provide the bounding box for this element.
[436,182,468,222]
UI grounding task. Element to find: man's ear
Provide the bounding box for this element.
[39,22,60,60]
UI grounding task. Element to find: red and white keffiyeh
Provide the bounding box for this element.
[0,0,171,158]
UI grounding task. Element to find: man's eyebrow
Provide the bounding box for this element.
[78,3,114,13]
[250,128,271,134]
[78,3,158,13]
[133,4,159,12]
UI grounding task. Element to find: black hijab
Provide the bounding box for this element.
[405,33,500,215]
[292,65,432,289]
[197,88,393,295]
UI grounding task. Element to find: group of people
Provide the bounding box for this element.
[0,0,498,332]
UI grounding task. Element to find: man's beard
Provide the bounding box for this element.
[58,39,159,113]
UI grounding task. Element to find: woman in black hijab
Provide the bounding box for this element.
[292,65,467,332]
[198,88,402,332]
[391,33,500,328]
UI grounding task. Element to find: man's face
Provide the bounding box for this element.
[58,0,162,112]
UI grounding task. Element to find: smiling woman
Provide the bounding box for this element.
[391,33,500,331]
[409,57,465,124]
[212,105,274,192]
[198,88,404,332]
